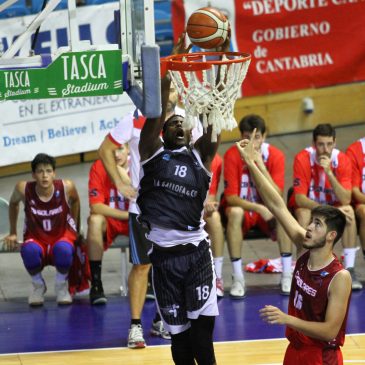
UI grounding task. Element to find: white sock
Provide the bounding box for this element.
[281,255,293,274]
[31,272,44,284]
[214,257,224,279]
[55,271,68,283]
[343,247,358,269]
[231,259,244,278]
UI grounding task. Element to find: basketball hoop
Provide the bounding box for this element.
[164,51,251,141]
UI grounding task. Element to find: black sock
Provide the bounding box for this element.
[281,252,292,257]
[363,250,365,259]
[131,319,141,326]
[171,329,195,365]
[89,260,102,284]
[191,315,216,365]
[153,312,161,323]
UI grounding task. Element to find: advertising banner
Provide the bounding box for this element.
[172,0,365,96]
[0,4,134,166]
[0,50,123,101]
[0,95,134,166]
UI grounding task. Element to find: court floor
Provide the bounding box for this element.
[0,287,364,364]
[0,124,364,364]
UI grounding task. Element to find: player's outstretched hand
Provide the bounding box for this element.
[172,32,193,56]
[217,33,231,53]
[236,128,257,165]
[259,305,288,325]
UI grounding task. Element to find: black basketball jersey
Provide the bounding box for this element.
[137,146,211,231]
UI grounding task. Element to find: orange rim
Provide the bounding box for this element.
[161,51,251,72]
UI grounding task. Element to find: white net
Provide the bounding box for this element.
[169,53,250,142]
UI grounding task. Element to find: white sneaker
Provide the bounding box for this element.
[347,268,363,291]
[128,324,146,349]
[216,278,224,298]
[230,274,245,299]
[150,320,171,340]
[29,280,47,306]
[55,281,72,305]
[280,272,292,295]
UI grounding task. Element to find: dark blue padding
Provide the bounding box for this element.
[127,45,161,118]
[0,1,30,18]
[84,0,117,5]
[30,0,68,14]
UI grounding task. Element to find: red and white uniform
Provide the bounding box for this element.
[88,159,129,248]
[284,251,349,364]
[291,147,352,208]
[108,111,146,215]
[346,138,365,204]
[223,142,285,234]
[24,180,77,246]
[209,153,222,196]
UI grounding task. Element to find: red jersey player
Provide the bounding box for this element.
[237,132,351,365]
[291,124,361,290]
[346,137,365,290]
[87,144,130,305]
[3,153,80,306]
[203,153,225,297]
[223,114,292,297]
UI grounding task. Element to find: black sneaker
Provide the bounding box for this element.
[90,282,107,305]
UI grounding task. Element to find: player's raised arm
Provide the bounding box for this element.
[139,33,192,161]
[237,131,306,244]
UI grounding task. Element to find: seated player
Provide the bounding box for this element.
[346,137,365,290]
[204,153,226,297]
[87,144,130,304]
[222,114,293,297]
[290,123,361,290]
[3,153,80,306]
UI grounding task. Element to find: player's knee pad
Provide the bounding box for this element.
[170,329,195,365]
[52,241,74,271]
[20,241,43,271]
[190,315,216,365]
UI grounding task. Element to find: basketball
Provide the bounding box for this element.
[186,7,230,49]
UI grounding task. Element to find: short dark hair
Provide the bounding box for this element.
[239,114,266,135]
[312,124,336,142]
[311,205,346,245]
[162,114,185,135]
[31,153,56,172]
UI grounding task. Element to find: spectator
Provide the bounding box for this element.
[222,114,293,297]
[3,153,80,306]
[290,123,361,290]
[87,144,130,304]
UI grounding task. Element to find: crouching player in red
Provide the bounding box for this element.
[4,153,81,306]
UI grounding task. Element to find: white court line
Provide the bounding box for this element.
[255,363,365,365]
[0,334,364,357]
